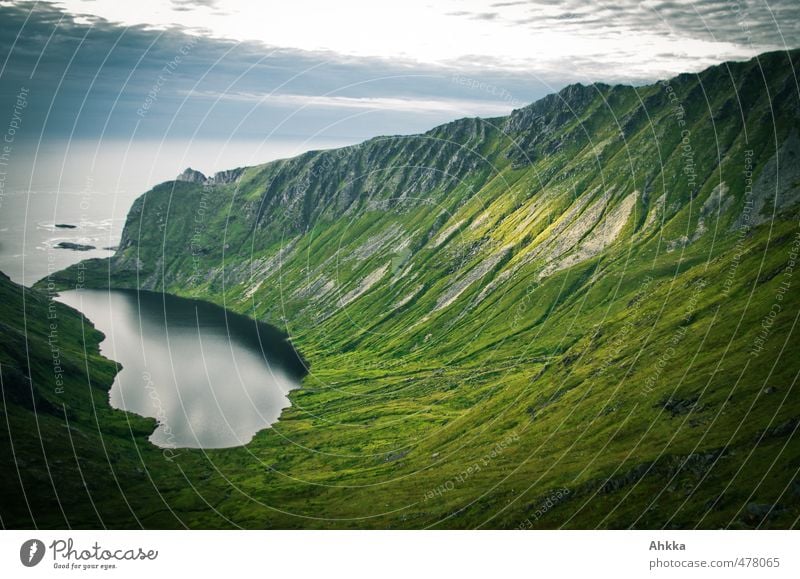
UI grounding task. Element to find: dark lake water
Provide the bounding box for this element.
[57,289,306,449]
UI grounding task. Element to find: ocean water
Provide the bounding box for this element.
[0,137,351,286]
[0,189,127,287]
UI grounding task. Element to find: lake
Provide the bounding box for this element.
[57,289,307,449]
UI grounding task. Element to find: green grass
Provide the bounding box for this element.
[4,49,800,529]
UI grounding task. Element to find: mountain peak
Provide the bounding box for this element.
[176,167,207,183]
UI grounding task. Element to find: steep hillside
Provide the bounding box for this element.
[39,49,800,529]
[0,273,179,527]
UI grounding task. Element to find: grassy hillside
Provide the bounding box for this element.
[15,48,800,528]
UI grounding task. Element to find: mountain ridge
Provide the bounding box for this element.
[26,47,800,529]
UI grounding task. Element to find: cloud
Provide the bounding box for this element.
[188,90,521,116]
[435,0,800,86]
[508,0,800,47]
[471,12,500,21]
[171,0,219,7]
[48,0,800,78]
[0,2,550,143]
[1,0,797,147]
[169,0,220,13]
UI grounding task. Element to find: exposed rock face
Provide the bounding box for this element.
[538,191,638,280]
[643,193,666,231]
[239,120,493,239]
[176,167,207,183]
[432,220,464,248]
[211,168,245,184]
[693,182,732,241]
[174,167,243,185]
[435,246,510,311]
[338,262,391,307]
[503,83,617,166]
[750,130,800,224]
[352,223,405,261]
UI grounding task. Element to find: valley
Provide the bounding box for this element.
[4,49,800,529]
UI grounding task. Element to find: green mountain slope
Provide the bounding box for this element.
[27,49,800,528]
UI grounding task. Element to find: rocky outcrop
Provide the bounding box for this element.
[435,246,510,311]
[538,190,638,280]
[338,262,391,308]
[750,130,800,224]
[693,182,732,241]
[211,168,245,184]
[175,167,243,185]
[176,167,207,183]
[56,241,95,251]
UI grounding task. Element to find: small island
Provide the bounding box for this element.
[56,241,96,251]
[54,223,77,229]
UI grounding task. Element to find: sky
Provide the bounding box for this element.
[0,0,798,186]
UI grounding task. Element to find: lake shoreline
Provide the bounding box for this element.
[56,285,310,450]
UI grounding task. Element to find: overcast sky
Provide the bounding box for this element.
[0,0,798,177]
